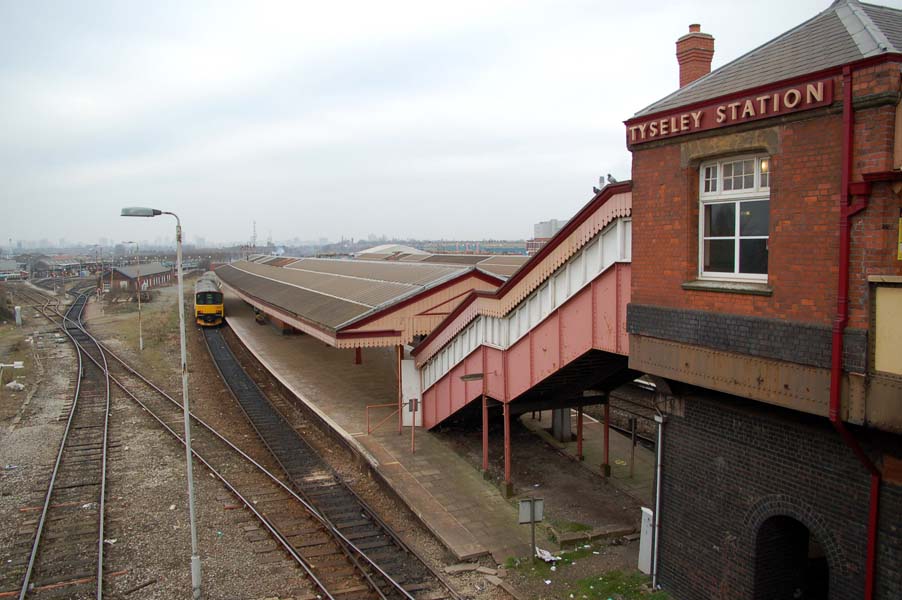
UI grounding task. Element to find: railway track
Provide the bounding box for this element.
[12,286,459,600]
[3,290,112,599]
[203,327,462,600]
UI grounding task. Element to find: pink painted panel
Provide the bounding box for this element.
[506,336,532,400]
[437,377,450,424]
[450,362,466,414]
[617,264,631,354]
[531,314,560,384]
[560,287,593,365]
[464,351,483,399]
[485,347,505,400]
[423,387,436,428]
[593,267,618,352]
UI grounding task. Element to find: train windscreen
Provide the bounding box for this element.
[196,292,223,305]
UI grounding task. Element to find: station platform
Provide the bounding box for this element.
[222,292,652,564]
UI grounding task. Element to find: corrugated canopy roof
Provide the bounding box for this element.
[348,251,529,279]
[216,258,475,333]
[635,0,902,117]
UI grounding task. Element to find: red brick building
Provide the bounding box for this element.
[625,2,901,599]
[99,262,173,293]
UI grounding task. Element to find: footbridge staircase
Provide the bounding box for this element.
[412,182,635,429]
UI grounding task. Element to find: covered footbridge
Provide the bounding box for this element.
[411,181,635,489]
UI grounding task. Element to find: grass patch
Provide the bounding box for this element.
[574,570,669,599]
[552,519,594,533]
[505,545,599,578]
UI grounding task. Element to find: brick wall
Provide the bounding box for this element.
[630,63,902,335]
[657,392,902,600]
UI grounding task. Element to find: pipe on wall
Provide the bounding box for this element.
[651,412,666,588]
[831,64,881,600]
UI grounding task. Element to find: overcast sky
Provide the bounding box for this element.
[3,0,898,248]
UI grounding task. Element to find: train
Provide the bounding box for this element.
[194,271,224,326]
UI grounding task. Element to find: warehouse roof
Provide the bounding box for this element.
[0,260,20,272]
[635,0,902,117]
[112,262,171,279]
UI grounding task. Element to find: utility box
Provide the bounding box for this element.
[638,506,653,574]
[14,306,22,327]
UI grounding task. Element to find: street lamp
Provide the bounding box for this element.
[120,207,201,599]
[0,360,25,403]
[122,241,144,351]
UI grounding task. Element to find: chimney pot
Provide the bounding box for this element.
[676,23,715,88]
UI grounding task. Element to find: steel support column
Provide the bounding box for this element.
[482,395,489,472]
[577,405,584,461]
[355,347,362,365]
[602,401,611,477]
[503,402,512,497]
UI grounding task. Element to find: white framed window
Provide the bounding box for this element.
[698,155,770,280]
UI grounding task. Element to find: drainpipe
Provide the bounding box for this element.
[832,64,880,600]
[651,411,667,588]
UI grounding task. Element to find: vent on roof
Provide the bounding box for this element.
[676,24,715,88]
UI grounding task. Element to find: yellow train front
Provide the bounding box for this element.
[194,273,224,326]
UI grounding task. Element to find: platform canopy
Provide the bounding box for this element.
[216,257,505,348]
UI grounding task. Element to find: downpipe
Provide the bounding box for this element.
[832,65,880,600]
[651,412,666,589]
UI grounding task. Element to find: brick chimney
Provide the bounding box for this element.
[676,24,714,87]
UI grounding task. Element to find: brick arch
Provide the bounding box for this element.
[740,494,844,596]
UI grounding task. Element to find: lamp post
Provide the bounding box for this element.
[121,207,200,599]
[122,241,144,351]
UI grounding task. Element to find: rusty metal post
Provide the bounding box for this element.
[410,399,416,454]
[482,394,489,472]
[602,401,611,478]
[503,402,512,496]
[577,405,584,461]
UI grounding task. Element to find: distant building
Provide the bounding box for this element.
[533,219,565,239]
[98,262,173,293]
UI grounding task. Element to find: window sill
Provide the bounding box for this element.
[681,279,773,296]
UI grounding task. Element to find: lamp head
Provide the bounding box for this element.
[121,207,162,218]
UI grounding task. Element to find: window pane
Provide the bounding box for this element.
[740,239,768,274]
[705,203,735,237]
[704,165,717,193]
[740,200,769,236]
[704,239,735,272]
[759,158,770,187]
[723,163,733,177]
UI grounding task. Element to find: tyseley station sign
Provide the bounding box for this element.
[626,78,834,146]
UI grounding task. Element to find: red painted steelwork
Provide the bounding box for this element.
[832,65,880,600]
[503,403,511,486]
[411,181,633,358]
[482,395,489,472]
[419,263,630,429]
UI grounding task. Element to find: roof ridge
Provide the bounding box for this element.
[632,0,882,118]
[841,0,896,54]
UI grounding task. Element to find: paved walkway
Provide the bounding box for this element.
[222,292,655,563]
